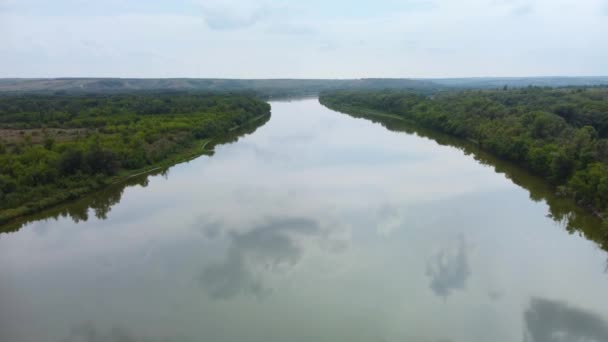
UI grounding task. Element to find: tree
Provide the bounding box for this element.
[569,163,608,208]
[59,148,84,175]
[43,137,55,150]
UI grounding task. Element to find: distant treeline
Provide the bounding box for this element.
[1,77,607,97]
[320,87,608,218]
[0,93,270,223]
[0,78,440,97]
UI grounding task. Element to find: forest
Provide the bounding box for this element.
[320,87,608,219]
[3,77,608,97]
[0,92,271,223]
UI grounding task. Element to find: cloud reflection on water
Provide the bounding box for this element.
[199,217,321,299]
[524,297,608,342]
[425,235,470,298]
[62,321,188,342]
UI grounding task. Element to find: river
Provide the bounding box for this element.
[1,98,608,342]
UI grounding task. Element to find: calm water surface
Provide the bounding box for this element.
[1,99,608,342]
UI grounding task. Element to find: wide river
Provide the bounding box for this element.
[2,99,608,342]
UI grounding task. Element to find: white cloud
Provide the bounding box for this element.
[0,0,607,77]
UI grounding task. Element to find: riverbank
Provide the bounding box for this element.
[320,92,608,226]
[0,141,203,225]
[0,112,271,233]
[0,93,272,225]
[0,112,271,226]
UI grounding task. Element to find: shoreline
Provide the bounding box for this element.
[319,98,606,224]
[0,112,271,227]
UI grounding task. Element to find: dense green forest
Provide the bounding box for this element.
[0,93,270,223]
[320,87,608,219]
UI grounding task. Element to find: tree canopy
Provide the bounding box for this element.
[0,92,270,223]
[321,87,608,218]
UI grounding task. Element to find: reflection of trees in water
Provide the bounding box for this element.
[0,115,270,235]
[338,109,608,254]
[0,172,156,234]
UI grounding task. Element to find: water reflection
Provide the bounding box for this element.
[375,204,403,236]
[62,322,189,342]
[0,113,270,235]
[0,172,157,234]
[3,99,608,342]
[488,290,504,301]
[200,217,321,299]
[524,297,608,342]
[425,235,470,298]
[329,107,608,254]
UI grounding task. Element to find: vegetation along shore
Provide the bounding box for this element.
[0,92,271,224]
[321,87,608,222]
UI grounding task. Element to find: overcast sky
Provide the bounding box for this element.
[1,0,607,78]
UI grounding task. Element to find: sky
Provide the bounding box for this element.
[0,0,607,78]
